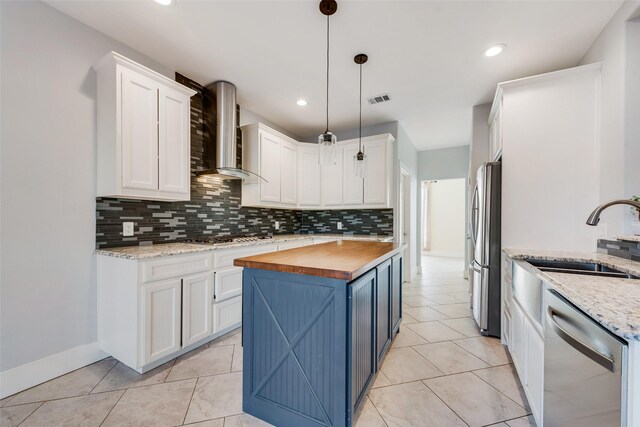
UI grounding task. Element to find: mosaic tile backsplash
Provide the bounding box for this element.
[597,239,640,262]
[95,74,393,249]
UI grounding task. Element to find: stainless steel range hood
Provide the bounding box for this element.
[198,81,252,180]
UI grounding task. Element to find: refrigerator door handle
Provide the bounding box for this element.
[470,185,479,245]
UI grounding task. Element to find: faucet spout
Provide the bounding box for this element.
[586,199,640,226]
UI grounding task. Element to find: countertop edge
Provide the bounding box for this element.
[234,243,402,281]
[504,248,640,342]
[95,234,394,260]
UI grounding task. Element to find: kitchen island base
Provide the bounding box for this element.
[241,253,403,427]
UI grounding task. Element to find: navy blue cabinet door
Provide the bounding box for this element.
[347,270,376,421]
[376,259,392,366]
[391,254,403,336]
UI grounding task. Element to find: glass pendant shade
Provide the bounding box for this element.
[318,131,337,165]
[354,150,367,177]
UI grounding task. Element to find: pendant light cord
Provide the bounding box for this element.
[325,14,330,133]
[359,62,362,151]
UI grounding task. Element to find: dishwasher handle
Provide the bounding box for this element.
[546,306,615,372]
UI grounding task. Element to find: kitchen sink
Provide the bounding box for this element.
[527,259,639,279]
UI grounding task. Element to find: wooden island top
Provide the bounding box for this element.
[234,240,401,281]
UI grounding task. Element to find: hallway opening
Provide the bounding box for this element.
[421,178,467,259]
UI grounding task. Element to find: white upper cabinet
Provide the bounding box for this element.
[342,142,364,205]
[120,69,159,192]
[158,86,191,196]
[280,140,298,205]
[489,99,502,161]
[94,52,196,202]
[259,130,282,203]
[322,145,344,206]
[242,123,298,207]
[363,138,391,206]
[242,123,394,210]
[297,144,322,206]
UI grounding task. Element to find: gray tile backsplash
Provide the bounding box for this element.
[597,239,640,262]
[95,73,393,249]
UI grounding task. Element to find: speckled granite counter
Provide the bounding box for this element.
[617,235,640,243]
[95,234,394,260]
[504,248,640,341]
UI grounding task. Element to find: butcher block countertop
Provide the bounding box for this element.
[234,240,401,281]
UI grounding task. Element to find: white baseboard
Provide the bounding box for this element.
[0,342,108,399]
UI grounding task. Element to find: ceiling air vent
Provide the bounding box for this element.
[368,94,391,105]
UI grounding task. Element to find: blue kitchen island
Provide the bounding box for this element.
[234,240,403,427]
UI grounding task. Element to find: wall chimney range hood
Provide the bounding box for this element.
[198,81,255,180]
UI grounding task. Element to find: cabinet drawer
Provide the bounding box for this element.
[213,244,277,268]
[214,267,243,302]
[213,296,242,333]
[141,254,212,283]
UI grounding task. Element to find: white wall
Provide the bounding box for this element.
[425,179,466,257]
[418,145,470,182]
[0,0,296,397]
[396,124,420,278]
[578,0,640,235]
[0,0,177,377]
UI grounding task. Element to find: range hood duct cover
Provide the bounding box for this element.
[198,81,252,180]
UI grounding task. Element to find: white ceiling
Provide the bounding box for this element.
[46,0,622,150]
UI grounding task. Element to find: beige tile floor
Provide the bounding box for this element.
[0,256,536,427]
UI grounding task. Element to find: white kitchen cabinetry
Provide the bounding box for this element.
[182,272,214,347]
[93,51,195,202]
[297,144,322,206]
[494,63,601,253]
[488,100,502,161]
[342,142,364,205]
[243,123,394,210]
[142,279,182,363]
[242,123,298,208]
[322,145,344,207]
[363,138,392,205]
[509,297,544,424]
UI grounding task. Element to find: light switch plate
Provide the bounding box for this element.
[275,221,280,230]
[337,221,343,230]
[123,222,134,237]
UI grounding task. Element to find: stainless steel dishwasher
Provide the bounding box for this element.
[544,289,627,426]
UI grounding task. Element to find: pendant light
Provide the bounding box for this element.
[354,53,368,177]
[318,0,338,165]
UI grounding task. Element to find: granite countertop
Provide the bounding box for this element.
[616,235,640,243]
[504,248,640,341]
[95,234,394,260]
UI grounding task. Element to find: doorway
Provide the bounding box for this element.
[421,178,466,258]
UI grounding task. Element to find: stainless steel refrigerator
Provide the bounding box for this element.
[469,162,501,337]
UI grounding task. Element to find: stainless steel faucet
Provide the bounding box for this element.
[586,199,640,226]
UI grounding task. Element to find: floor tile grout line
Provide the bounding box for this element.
[6,387,129,409]
[179,377,199,426]
[420,379,472,427]
[470,370,531,413]
[15,401,44,427]
[97,389,127,427]
[365,396,390,427]
[89,360,119,395]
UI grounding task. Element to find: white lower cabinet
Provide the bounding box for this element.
[213,297,242,334]
[509,298,544,425]
[524,319,544,421]
[182,272,214,347]
[142,279,182,364]
[214,267,243,302]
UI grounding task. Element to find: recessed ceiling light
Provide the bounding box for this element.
[296,99,308,106]
[154,0,173,5]
[483,44,506,57]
